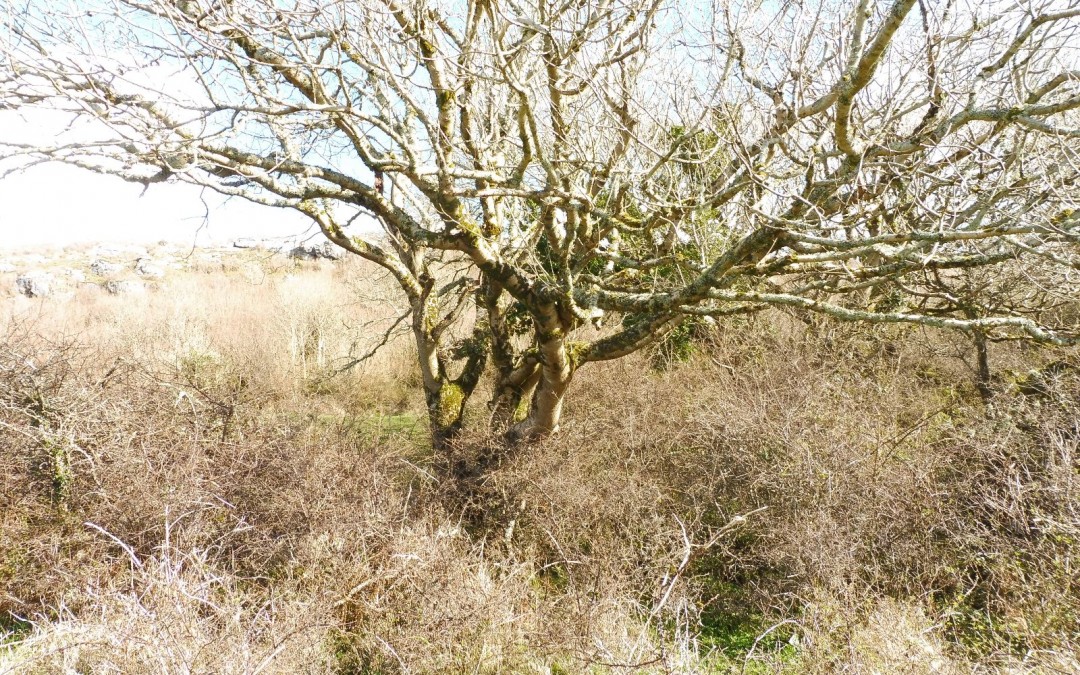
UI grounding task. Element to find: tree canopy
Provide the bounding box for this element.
[3,0,1079,452]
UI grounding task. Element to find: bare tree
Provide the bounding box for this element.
[2,0,1079,453]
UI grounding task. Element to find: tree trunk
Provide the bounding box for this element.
[410,291,485,453]
[973,329,992,402]
[507,330,575,441]
[411,312,455,449]
[490,361,541,430]
[455,333,571,482]
[962,306,992,402]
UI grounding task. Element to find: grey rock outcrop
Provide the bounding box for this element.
[103,280,146,295]
[288,241,344,261]
[233,237,292,253]
[62,268,87,283]
[135,259,166,278]
[91,245,148,258]
[232,238,263,249]
[16,273,53,297]
[90,260,123,276]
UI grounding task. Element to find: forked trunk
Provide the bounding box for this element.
[482,278,540,430]
[506,332,575,441]
[489,361,541,430]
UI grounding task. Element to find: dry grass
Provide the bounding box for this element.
[1,254,1077,673]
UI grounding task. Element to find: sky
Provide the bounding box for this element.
[0,161,321,250]
[0,9,293,250]
[0,78,323,251]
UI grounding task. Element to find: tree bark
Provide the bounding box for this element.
[410,289,485,453]
[412,308,457,450]
[506,324,575,441]
[490,361,541,430]
[973,328,992,402]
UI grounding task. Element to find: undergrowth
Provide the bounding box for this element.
[0,261,1077,673]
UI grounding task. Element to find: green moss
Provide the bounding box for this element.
[437,382,464,428]
[38,436,72,508]
[513,395,530,423]
[434,88,454,107]
[566,340,588,367]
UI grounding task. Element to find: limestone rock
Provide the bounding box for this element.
[135,259,166,278]
[16,273,53,297]
[288,241,344,261]
[103,280,146,295]
[91,244,148,258]
[90,259,123,276]
[62,268,87,283]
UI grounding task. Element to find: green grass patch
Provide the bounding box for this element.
[0,614,33,647]
[315,411,427,447]
[698,610,799,673]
